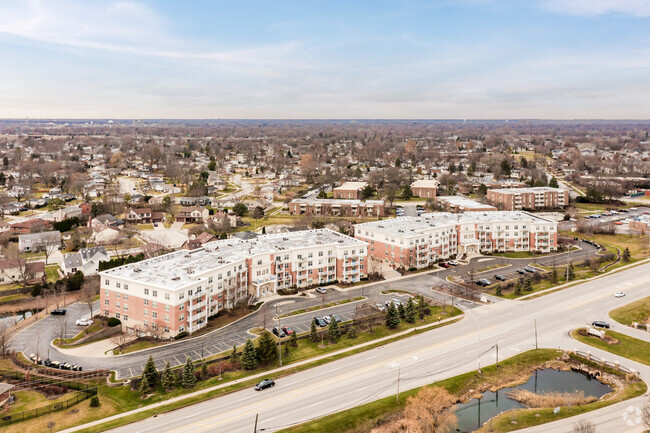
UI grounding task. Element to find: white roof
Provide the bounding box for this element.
[437,196,496,210]
[334,181,367,190]
[411,179,439,188]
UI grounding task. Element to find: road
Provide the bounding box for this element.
[97,261,650,433]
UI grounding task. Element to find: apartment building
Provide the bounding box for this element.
[436,196,497,213]
[100,229,367,337]
[411,179,439,198]
[288,198,385,217]
[487,187,569,211]
[355,211,557,270]
[333,181,367,199]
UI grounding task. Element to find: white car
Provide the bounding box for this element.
[75,319,93,326]
[614,291,625,298]
[447,260,459,266]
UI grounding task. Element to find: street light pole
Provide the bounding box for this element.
[276,303,282,367]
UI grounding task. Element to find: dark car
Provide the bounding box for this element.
[516,269,526,275]
[255,379,275,391]
[591,321,610,329]
[313,317,327,327]
[281,326,294,336]
[272,327,286,338]
[494,274,506,281]
[51,308,67,315]
[439,262,450,268]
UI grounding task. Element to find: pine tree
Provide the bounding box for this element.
[139,375,149,397]
[328,317,341,343]
[284,341,290,357]
[551,269,558,284]
[309,318,319,343]
[398,303,406,319]
[142,355,158,388]
[256,331,277,364]
[494,284,503,297]
[405,298,416,324]
[568,264,575,281]
[524,278,533,291]
[181,357,196,388]
[347,325,357,339]
[229,344,238,363]
[386,303,400,329]
[622,247,631,262]
[201,362,208,379]
[241,339,258,370]
[161,362,174,390]
[290,330,298,347]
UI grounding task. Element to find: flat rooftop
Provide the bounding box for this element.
[437,196,496,209]
[411,179,439,188]
[334,181,367,190]
[102,229,366,290]
[490,187,564,194]
[356,211,554,237]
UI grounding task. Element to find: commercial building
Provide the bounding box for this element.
[288,198,385,217]
[436,196,497,213]
[355,211,557,270]
[100,229,367,337]
[411,179,439,198]
[333,181,367,199]
[487,187,569,211]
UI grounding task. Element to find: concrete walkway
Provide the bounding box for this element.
[54,334,136,358]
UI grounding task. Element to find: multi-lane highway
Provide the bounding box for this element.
[72,260,649,433]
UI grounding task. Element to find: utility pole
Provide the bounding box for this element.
[276,303,282,367]
[253,413,258,433]
[395,366,401,403]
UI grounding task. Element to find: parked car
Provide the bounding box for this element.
[374,303,386,312]
[494,274,506,281]
[328,314,342,323]
[516,269,526,275]
[475,279,492,287]
[313,317,327,327]
[75,319,93,326]
[315,287,327,294]
[281,326,295,335]
[447,260,459,266]
[614,291,625,298]
[591,321,610,329]
[272,327,286,338]
[524,266,536,273]
[439,262,450,268]
[51,308,66,316]
[322,315,332,325]
[255,379,275,391]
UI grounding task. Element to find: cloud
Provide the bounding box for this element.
[539,0,650,17]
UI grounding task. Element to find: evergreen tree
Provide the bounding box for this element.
[622,247,631,262]
[494,284,503,297]
[139,375,149,397]
[229,344,238,363]
[328,317,341,343]
[284,341,291,357]
[347,325,357,339]
[405,298,416,324]
[551,269,558,284]
[161,362,174,390]
[386,303,400,329]
[549,176,559,188]
[568,264,575,280]
[478,184,488,196]
[181,357,196,388]
[401,184,413,200]
[524,278,533,291]
[241,339,258,370]
[309,318,319,343]
[201,362,208,378]
[261,226,266,234]
[290,330,298,347]
[256,331,278,364]
[398,303,406,319]
[142,355,158,387]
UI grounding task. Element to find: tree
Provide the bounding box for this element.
[161,362,175,390]
[143,355,158,387]
[299,153,317,180]
[252,206,265,220]
[0,322,10,356]
[386,303,400,329]
[622,247,631,262]
[229,344,238,363]
[398,303,406,319]
[256,331,278,365]
[478,183,488,196]
[549,176,559,188]
[551,269,558,284]
[571,419,596,433]
[208,160,216,171]
[494,284,503,296]
[643,397,650,430]
[501,159,512,176]
[361,185,375,199]
[309,318,319,343]
[241,339,258,370]
[110,332,129,354]
[567,263,575,281]
[328,317,341,343]
[401,184,413,200]
[161,195,172,213]
[80,278,99,318]
[181,357,196,387]
[232,202,248,217]
[405,298,416,324]
[290,330,298,347]
[524,278,533,291]
[139,375,149,397]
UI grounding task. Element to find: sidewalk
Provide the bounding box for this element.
[59,313,464,433]
[53,333,136,358]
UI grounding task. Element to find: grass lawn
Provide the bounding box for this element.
[7,389,82,416]
[114,340,162,355]
[0,293,30,303]
[563,231,649,260]
[572,328,650,366]
[572,202,634,213]
[489,251,535,258]
[610,296,650,326]
[46,265,61,283]
[136,224,154,230]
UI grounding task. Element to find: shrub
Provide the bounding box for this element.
[422,307,431,316]
[175,331,189,340]
[107,317,121,327]
[89,396,100,407]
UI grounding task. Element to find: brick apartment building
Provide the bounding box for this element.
[100,229,367,337]
[487,187,569,211]
[288,198,385,217]
[333,181,367,199]
[355,211,557,270]
[411,179,438,198]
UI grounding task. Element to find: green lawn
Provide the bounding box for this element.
[572,328,650,366]
[7,389,82,416]
[46,265,61,283]
[563,231,649,260]
[113,340,163,355]
[489,251,535,258]
[610,296,650,326]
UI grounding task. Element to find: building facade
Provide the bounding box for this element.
[411,179,439,198]
[487,187,569,211]
[333,181,367,199]
[355,211,557,270]
[288,198,385,217]
[100,229,367,337]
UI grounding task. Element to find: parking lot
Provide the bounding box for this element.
[582,206,650,233]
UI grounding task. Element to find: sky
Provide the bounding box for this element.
[0,0,649,119]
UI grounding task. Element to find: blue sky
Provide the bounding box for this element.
[0,0,649,119]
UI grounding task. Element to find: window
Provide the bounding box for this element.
[115,302,120,309]
[123,304,128,311]
[104,290,108,295]
[165,304,170,311]
[124,284,128,290]
[124,294,128,300]
[318,251,323,256]
[152,311,157,319]
[144,288,149,295]
[188,289,193,296]
[152,290,157,297]
[104,279,110,285]
[104,299,109,306]
[115,282,120,288]
[144,299,149,306]
[143,320,148,326]
[165,293,170,300]
[123,315,128,321]
[179,325,185,333]
[179,293,185,300]
[179,305,185,311]
[115,293,120,299]
[104,309,109,316]
[144,309,148,317]
[115,312,120,319]
[152,301,157,308]
[164,314,169,322]
[179,314,184,322]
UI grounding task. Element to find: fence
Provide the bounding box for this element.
[0,369,97,427]
[573,351,635,375]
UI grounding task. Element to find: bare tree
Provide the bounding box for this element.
[1,245,34,289]
[571,419,597,433]
[41,233,61,266]
[0,321,10,356]
[317,290,328,307]
[258,305,273,330]
[56,314,67,344]
[643,397,650,431]
[354,303,381,333]
[80,277,99,318]
[110,332,129,354]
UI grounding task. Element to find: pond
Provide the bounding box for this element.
[454,369,612,432]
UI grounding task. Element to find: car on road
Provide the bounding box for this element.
[255,379,275,391]
[313,317,327,327]
[75,319,93,326]
[439,262,450,268]
[494,274,506,281]
[272,327,286,338]
[516,269,526,275]
[614,291,625,298]
[591,321,610,329]
[51,308,66,316]
[315,287,327,294]
[374,303,386,312]
[281,326,295,335]
[447,260,459,266]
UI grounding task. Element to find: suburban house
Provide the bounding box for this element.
[91,214,124,228]
[411,179,439,198]
[181,232,216,250]
[10,218,51,234]
[179,196,211,206]
[0,383,15,409]
[333,181,368,199]
[208,210,241,228]
[0,259,46,285]
[176,206,209,223]
[18,231,61,252]
[61,246,109,276]
[0,221,10,233]
[125,208,163,224]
